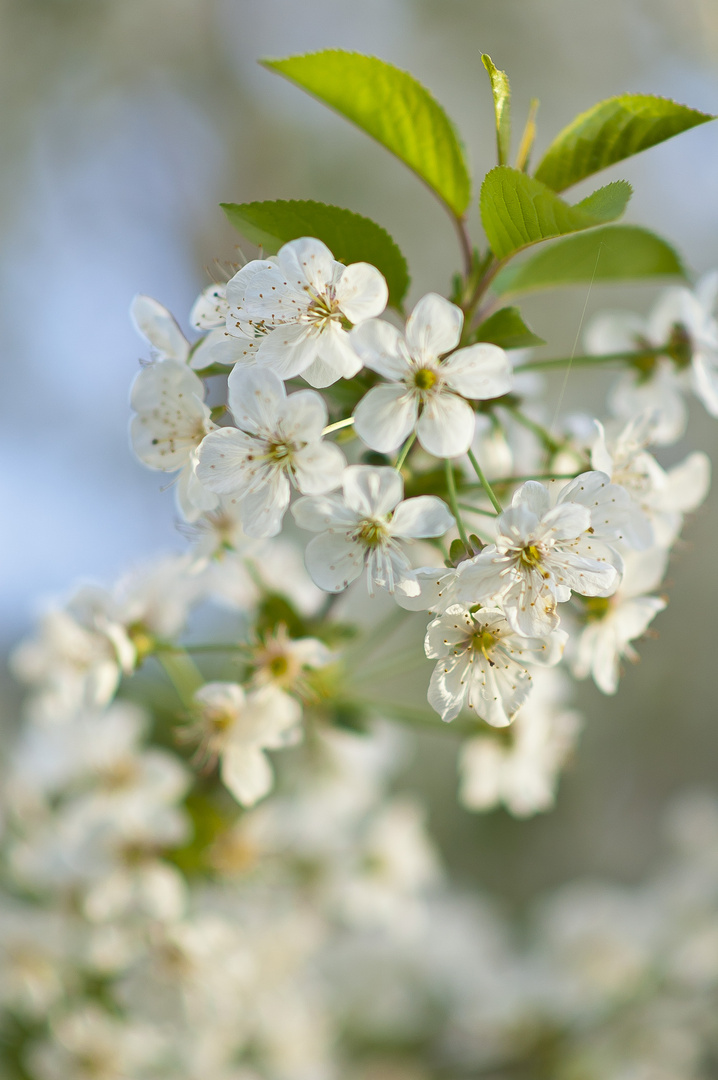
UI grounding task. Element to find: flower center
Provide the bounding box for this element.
[269,654,290,678]
[582,595,612,621]
[666,322,693,368]
[306,292,341,326]
[413,367,438,391]
[471,628,497,657]
[519,543,544,568]
[267,441,293,464]
[358,519,387,547]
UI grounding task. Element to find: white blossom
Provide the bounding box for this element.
[129,358,218,521]
[191,682,303,806]
[458,474,626,637]
[131,292,247,372]
[351,293,512,457]
[231,237,388,387]
[586,273,718,444]
[292,465,454,596]
[425,605,566,725]
[568,546,668,694]
[591,414,710,547]
[459,668,583,817]
[196,367,345,538]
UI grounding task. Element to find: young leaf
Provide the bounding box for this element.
[473,306,545,348]
[221,199,410,310]
[480,166,631,260]
[482,54,511,166]
[262,50,471,218]
[492,225,686,296]
[534,95,715,192]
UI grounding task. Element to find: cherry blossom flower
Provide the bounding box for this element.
[425,605,566,725]
[458,474,627,637]
[586,273,718,444]
[132,292,249,372]
[568,546,668,694]
[130,359,218,522]
[191,682,303,807]
[591,415,710,547]
[458,668,583,817]
[291,465,454,596]
[351,293,512,457]
[195,367,345,538]
[231,238,388,387]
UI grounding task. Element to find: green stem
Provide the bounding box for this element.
[466,449,503,513]
[395,431,417,471]
[461,471,579,490]
[499,404,562,454]
[457,502,496,518]
[155,649,205,708]
[322,416,355,436]
[444,459,470,548]
[514,349,659,373]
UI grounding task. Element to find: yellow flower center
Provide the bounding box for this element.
[413,367,437,391]
[358,520,386,547]
[471,628,497,656]
[519,544,544,567]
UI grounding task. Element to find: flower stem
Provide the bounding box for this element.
[466,449,503,513]
[395,432,417,471]
[513,349,659,373]
[444,459,471,548]
[155,649,204,708]
[499,404,562,454]
[322,416,356,436]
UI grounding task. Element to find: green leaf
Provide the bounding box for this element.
[221,199,410,310]
[262,50,471,217]
[474,306,545,348]
[480,166,631,260]
[534,94,715,192]
[482,54,511,166]
[492,225,687,296]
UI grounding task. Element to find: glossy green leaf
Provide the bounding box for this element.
[221,199,410,309]
[480,166,631,260]
[535,94,715,192]
[482,54,511,166]
[492,225,687,296]
[262,50,471,217]
[473,306,545,348]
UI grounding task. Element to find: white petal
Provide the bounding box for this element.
[221,745,273,806]
[354,384,418,453]
[303,325,363,386]
[417,393,476,457]
[293,441,346,494]
[428,656,467,722]
[256,322,320,379]
[406,293,463,361]
[304,532,366,592]
[350,319,411,380]
[292,494,358,532]
[441,343,512,400]
[225,259,276,308]
[335,262,389,323]
[238,475,291,538]
[189,283,227,329]
[343,465,403,518]
[662,451,711,513]
[130,295,189,362]
[278,236,336,294]
[130,358,204,413]
[390,496,454,539]
[227,366,287,433]
[280,389,327,442]
[584,310,646,355]
[190,329,259,370]
[692,351,718,416]
[195,427,260,494]
[512,480,550,518]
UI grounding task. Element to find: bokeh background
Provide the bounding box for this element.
[2,0,718,901]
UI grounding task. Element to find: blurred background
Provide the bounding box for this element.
[1,0,718,902]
